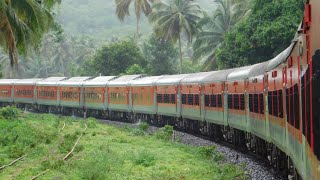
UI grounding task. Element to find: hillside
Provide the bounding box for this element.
[56,0,216,41]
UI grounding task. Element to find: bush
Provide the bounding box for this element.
[198,146,216,158]
[87,117,98,128]
[0,106,19,120]
[132,150,156,167]
[138,122,149,132]
[154,125,174,141]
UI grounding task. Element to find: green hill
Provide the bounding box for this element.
[56,0,216,41]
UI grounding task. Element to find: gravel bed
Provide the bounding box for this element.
[99,119,283,180]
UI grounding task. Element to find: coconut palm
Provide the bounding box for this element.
[193,0,251,70]
[0,0,53,77]
[115,0,154,39]
[149,0,202,73]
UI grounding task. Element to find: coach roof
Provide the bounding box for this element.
[227,64,258,81]
[130,76,163,86]
[267,43,295,71]
[181,71,218,84]
[0,79,19,85]
[84,76,117,86]
[58,77,91,86]
[248,61,269,77]
[108,75,144,86]
[37,77,67,86]
[156,74,190,85]
[202,69,234,83]
[14,79,42,85]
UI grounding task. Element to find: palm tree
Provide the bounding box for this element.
[193,0,251,70]
[115,0,154,39]
[149,0,202,73]
[0,0,53,77]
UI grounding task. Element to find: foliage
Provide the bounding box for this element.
[149,0,203,73]
[193,0,251,70]
[138,122,150,132]
[181,59,202,73]
[131,150,156,167]
[215,0,305,69]
[115,0,154,39]
[82,40,147,76]
[198,146,217,158]
[0,0,54,77]
[142,35,178,75]
[124,64,146,75]
[154,125,174,141]
[0,106,19,120]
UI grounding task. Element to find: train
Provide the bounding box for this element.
[0,0,319,179]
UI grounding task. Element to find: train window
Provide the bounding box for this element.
[278,90,283,118]
[234,95,239,110]
[194,94,199,105]
[170,94,176,104]
[240,94,245,110]
[187,94,193,105]
[254,94,259,113]
[249,94,253,112]
[294,85,300,129]
[211,95,217,107]
[228,95,232,109]
[157,94,162,103]
[205,95,210,106]
[182,94,187,104]
[0,90,9,96]
[259,94,264,114]
[312,50,320,159]
[217,94,222,108]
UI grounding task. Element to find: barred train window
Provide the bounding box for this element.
[182,94,199,105]
[205,94,222,108]
[157,94,176,104]
[249,93,264,114]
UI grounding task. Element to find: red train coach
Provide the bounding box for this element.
[180,72,217,122]
[130,76,163,115]
[0,79,17,104]
[13,79,42,105]
[83,76,117,110]
[155,74,190,118]
[107,75,143,115]
[58,77,91,108]
[36,77,67,107]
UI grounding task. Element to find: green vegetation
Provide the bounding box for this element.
[0,0,55,77]
[215,0,305,69]
[0,107,247,179]
[149,0,202,73]
[81,40,147,76]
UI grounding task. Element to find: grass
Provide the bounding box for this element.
[0,106,248,180]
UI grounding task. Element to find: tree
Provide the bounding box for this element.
[115,0,154,39]
[215,0,305,69]
[142,35,178,75]
[82,41,147,76]
[149,0,202,74]
[0,0,54,77]
[193,0,251,70]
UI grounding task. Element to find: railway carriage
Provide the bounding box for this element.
[202,69,233,126]
[36,77,67,107]
[130,76,163,116]
[180,72,217,122]
[58,77,91,109]
[83,76,117,111]
[13,79,42,105]
[0,79,17,104]
[247,62,269,141]
[226,65,258,132]
[107,75,143,117]
[155,74,190,117]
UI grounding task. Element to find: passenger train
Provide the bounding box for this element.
[0,0,319,179]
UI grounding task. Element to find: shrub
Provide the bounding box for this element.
[132,150,156,167]
[154,125,174,141]
[198,146,217,158]
[0,106,19,120]
[138,122,149,131]
[87,117,98,128]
